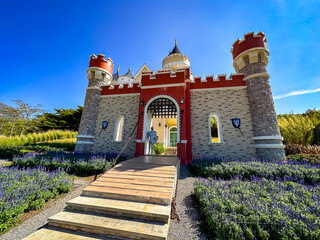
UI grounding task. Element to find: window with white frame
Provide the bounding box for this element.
[209,113,222,143]
[114,116,124,141]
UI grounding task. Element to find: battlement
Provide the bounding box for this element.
[101,83,141,96]
[191,73,245,89]
[141,68,189,87]
[231,32,267,60]
[89,54,114,75]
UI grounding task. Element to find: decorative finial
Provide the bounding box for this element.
[175,39,177,46]
[169,51,171,54]
[117,65,120,73]
[128,68,131,72]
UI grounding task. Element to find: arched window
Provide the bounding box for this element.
[114,116,124,141]
[208,113,222,144]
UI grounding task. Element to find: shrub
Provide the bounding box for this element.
[153,143,166,155]
[285,144,320,155]
[194,178,320,240]
[0,145,60,158]
[0,166,71,232]
[287,154,320,165]
[189,158,320,185]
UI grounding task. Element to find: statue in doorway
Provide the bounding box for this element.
[147,126,158,155]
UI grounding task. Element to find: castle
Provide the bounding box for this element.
[75,32,285,164]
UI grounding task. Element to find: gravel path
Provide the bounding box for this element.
[0,178,91,240]
[168,166,207,240]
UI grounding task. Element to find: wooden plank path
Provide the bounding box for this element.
[24,156,179,240]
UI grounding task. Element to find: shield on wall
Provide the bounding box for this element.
[102,121,109,129]
[231,118,241,128]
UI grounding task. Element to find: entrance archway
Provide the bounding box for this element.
[143,95,180,155]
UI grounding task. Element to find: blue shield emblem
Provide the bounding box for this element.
[231,118,241,128]
[102,121,109,129]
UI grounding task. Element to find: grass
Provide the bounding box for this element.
[0,130,77,146]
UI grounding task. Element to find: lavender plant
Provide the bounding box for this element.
[190,158,320,185]
[0,166,71,232]
[195,177,320,239]
[12,151,121,176]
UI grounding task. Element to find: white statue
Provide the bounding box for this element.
[147,126,158,155]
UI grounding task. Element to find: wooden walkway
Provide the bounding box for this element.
[25,156,180,240]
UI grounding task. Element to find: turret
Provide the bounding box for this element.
[75,54,114,152]
[162,40,190,70]
[231,32,285,160]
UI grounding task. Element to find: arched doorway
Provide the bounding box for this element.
[142,95,179,155]
[169,126,177,147]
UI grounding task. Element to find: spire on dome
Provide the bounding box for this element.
[169,39,182,55]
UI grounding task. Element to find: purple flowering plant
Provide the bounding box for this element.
[194,177,320,239]
[0,165,71,232]
[12,151,122,176]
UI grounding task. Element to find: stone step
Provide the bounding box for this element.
[23,227,125,240]
[90,181,173,193]
[99,174,174,183]
[82,185,172,205]
[96,176,173,188]
[48,211,169,240]
[67,196,170,223]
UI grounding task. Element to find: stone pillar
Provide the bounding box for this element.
[75,54,114,152]
[231,32,285,160]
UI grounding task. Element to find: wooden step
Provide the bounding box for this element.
[67,196,170,223]
[109,168,176,174]
[105,171,175,178]
[90,181,173,193]
[99,174,174,183]
[82,185,172,205]
[48,211,169,240]
[96,176,174,188]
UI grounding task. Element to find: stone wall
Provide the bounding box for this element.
[93,94,140,158]
[190,87,256,159]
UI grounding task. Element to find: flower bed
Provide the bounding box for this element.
[12,151,122,176]
[189,158,320,185]
[0,166,71,232]
[195,178,320,239]
[287,154,320,165]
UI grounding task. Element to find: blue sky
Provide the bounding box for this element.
[0,0,319,114]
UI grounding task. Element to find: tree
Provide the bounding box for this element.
[0,100,43,137]
[36,106,83,132]
[11,100,43,137]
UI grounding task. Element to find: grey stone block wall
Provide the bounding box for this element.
[239,56,285,160]
[92,94,140,158]
[190,88,256,160]
[75,70,111,153]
